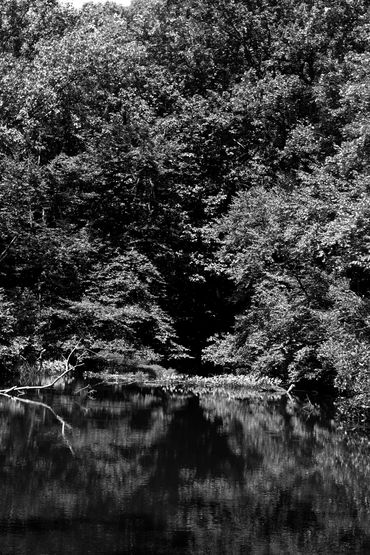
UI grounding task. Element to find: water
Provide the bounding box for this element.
[0,384,369,554]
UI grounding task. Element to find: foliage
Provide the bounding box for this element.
[87,368,283,398]
[0,0,369,408]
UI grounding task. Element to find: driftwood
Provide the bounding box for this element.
[0,344,83,451]
[0,392,72,436]
[0,343,82,396]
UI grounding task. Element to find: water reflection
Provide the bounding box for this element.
[0,387,369,554]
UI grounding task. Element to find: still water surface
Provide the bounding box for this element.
[0,385,369,554]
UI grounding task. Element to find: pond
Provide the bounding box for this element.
[0,383,369,554]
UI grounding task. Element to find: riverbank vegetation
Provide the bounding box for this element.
[0,0,369,418]
[86,368,287,399]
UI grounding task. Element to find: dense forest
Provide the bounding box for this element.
[0,0,369,409]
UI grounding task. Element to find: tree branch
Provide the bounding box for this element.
[0,392,74,453]
[0,342,83,396]
[0,235,17,263]
[0,392,71,430]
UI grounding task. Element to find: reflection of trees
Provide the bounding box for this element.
[0,390,369,554]
[170,397,370,555]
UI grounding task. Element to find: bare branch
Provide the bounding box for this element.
[0,342,83,396]
[0,235,17,263]
[0,392,74,453]
[0,392,71,430]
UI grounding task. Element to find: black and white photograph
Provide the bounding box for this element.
[0,0,369,553]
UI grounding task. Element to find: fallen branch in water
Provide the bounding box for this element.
[0,344,83,454]
[0,391,71,433]
[0,392,75,453]
[0,342,83,396]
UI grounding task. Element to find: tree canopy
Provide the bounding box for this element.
[0,0,370,409]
